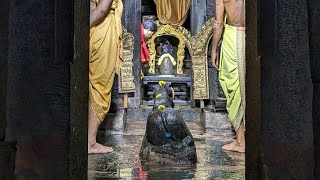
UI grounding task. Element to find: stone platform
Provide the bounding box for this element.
[101,107,229,131]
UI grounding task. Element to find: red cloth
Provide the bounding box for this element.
[141,24,150,64]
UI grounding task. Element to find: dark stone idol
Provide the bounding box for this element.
[140,82,197,163]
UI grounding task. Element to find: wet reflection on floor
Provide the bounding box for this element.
[88,119,245,179]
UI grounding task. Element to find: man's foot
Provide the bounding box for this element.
[88,143,113,154]
[222,140,245,153]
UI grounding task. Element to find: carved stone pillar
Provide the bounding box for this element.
[190,17,215,100]
[119,28,135,94]
[123,0,142,108]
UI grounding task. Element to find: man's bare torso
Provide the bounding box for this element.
[223,0,245,27]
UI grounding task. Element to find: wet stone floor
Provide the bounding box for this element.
[88,116,245,180]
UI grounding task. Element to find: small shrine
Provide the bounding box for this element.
[117,0,225,110]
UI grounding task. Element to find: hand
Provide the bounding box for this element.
[211,50,219,70]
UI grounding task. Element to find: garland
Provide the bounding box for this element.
[157,53,176,66]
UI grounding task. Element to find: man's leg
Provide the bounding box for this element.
[88,98,113,154]
[222,121,245,153]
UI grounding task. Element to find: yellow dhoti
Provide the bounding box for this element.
[89,0,123,123]
[219,24,246,130]
[154,0,191,26]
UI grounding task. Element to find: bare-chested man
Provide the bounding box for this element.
[89,0,123,154]
[211,0,246,153]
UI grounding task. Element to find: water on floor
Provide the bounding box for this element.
[88,119,245,180]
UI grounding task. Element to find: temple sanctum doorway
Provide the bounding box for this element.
[109,0,227,129]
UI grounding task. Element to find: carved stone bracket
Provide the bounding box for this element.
[189,17,215,99]
[119,27,135,93]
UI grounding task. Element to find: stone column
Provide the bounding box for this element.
[0,1,15,179]
[190,0,207,35]
[308,0,320,178]
[260,0,314,178]
[0,0,9,142]
[6,0,72,179]
[245,0,262,179]
[123,0,142,108]
[70,0,89,179]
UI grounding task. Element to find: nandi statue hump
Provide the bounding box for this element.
[139,81,197,163]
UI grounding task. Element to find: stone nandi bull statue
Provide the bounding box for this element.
[139,81,197,163]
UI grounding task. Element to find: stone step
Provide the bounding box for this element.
[143,99,190,106]
[126,107,201,122]
[101,107,230,131]
[147,91,187,96]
